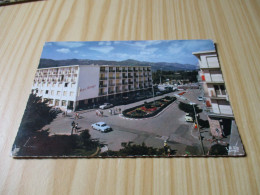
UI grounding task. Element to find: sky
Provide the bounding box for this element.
[40,40,215,65]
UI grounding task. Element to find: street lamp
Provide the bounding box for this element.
[190,102,205,155]
[151,83,156,105]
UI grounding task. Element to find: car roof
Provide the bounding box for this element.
[96,122,106,125]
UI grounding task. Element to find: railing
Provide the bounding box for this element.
[116,76,122,79]
[109,77,115,79]
[99,84,107,87]
[99,92,107,96]
[108,91,114,94]
[109,83,115,86]
[100,77,108,80]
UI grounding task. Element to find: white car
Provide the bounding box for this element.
[185,113,194,122]
[91,122,112,132]
[99,103,113,109]
[197,96,204,101]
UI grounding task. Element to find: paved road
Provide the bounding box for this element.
[45,90,204,154]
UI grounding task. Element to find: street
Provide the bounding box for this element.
[44,89,207,155]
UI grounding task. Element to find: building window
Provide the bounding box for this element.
[36,89,38,93]
[65,83,68,87]
[51,90,54,95]
[52,83,55,87]
[63,91,67,96]
[45,90,49,94]
[57,91,61,95]
[62,100,67,106]
[70,92,74,96]
[41,90,43,94]
[220,85,226,95]
[71,83,75,88]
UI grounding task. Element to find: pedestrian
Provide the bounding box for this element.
[164,140,168,154]
[75,123,78,133]
[118,108,121,114]
[109,109,112,116]
[100,110,103,117]
[115,108,118,114]
[96,110,98,116]
[71,121,75,134]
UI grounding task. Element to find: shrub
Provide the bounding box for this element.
[198,119,210,128]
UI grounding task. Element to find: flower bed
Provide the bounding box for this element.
[122,96,176,118]
[178,92,186,96]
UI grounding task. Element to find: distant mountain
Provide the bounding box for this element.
[38,59,198,71]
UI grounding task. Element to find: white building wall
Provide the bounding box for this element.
[77,66,100,101]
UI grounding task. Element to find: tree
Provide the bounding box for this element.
[14,93,57,146]
[178,102,202,114]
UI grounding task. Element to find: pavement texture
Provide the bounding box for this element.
[42,89,243,156]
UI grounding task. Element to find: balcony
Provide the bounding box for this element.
[116,83,122,85]
[128,76,133,78]
[123,88,128,92]
[116,76,122,79]
[122,69,127,72]
[128,82,133,84]
[100,77,108,80]
[99,92,107,96]
[109,83,115,86]
[99,84,107,88]
[122,75,128,78]
[122,82,128,85]
[108,91,114,94]
[116,90,122,93]
[109,70,115,72]
[205,79,224,84]
[109,77,115,79]
[128,70,133,72]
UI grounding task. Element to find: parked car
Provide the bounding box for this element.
[91,122,112,132]
[99,103,113,109]
[185,113,194,122]
[197,96,204,101]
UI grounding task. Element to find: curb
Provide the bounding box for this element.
[119,100,177,121]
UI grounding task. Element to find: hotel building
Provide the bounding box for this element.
[32,65,153,111]
[193,50,235,138]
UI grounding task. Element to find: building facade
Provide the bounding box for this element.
[193,50,234,138]
[32,65,152,111]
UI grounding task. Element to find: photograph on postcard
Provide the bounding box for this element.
[11,40,245,157]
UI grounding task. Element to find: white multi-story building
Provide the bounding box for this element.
[32,65,153,111]
[193,50,234,138]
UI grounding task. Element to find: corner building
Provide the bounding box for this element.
[193,50,235,138]
[32,65,153,111]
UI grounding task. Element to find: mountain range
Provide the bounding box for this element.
[38,59,198,71]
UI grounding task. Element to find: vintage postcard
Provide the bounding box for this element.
[11,40,245,158]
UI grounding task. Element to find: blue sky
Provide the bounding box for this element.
[41,40,215,65]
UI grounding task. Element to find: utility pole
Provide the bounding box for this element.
[191,102,205,155]
[160,68,162,84]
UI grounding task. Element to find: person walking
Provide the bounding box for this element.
[71,121,75,135]
[75,123,78,133]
